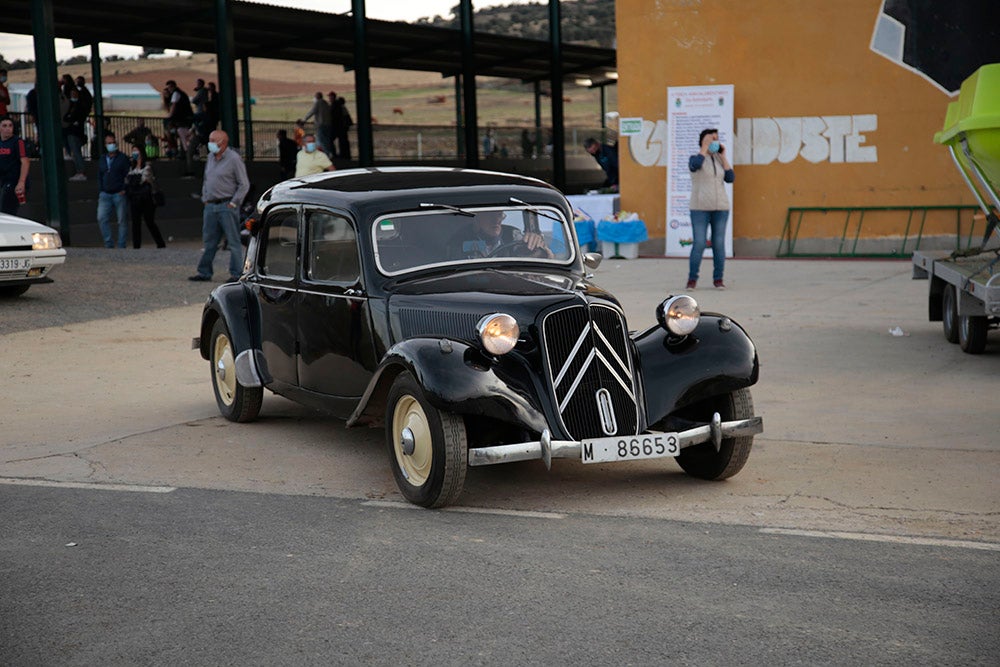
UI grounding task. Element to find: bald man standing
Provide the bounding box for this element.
[189,130,250,282]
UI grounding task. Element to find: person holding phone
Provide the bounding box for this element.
[686,128,734,289]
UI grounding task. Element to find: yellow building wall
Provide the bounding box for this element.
[616,0,978,255]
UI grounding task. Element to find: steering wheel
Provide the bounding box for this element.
[487,241,549,258]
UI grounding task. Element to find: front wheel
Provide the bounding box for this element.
[210,319,263,422]
[675,388,754,480]
[0,284,30,298]
[958,314,988,354]
[385,371,467,508]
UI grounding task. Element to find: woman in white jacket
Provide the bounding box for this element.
[687,128,734,289]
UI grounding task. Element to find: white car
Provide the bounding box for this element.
[0,212,66,297]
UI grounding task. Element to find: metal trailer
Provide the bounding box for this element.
[913,63,1000,354]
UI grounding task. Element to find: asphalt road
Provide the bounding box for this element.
[2,251,998,664]
[3,483,997,666]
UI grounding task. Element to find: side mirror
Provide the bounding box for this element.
[583,252,603,270]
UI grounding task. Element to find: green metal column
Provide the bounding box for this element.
[459,0,478,168]
[600,84,606,134]
[31,0,69,242]
[90,44,104,147]
[454,76,464,157]
[214,0,239,146]
[240,57,253,160]
[549,0,566,192]
[534,81,542,157]
[352,0,374,166]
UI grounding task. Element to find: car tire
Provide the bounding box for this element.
[210,319,263,422]
[958,314,988,354]
[386,371,467,508]
[0,284,30,298]
[676,388,754,480]
[942,284,959,344]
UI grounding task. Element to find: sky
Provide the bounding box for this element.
[0,0,533,62]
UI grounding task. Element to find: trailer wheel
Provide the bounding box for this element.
[958,315,988,354]
[942,284,959,344]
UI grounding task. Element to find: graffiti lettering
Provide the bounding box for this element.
[629,114,878,166]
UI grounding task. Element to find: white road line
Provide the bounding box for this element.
[363,500,566,520]
[0,478,176,494]
[760,527,1000,552]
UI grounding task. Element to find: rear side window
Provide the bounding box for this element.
[260,209,298,278]
[306,210,360,283]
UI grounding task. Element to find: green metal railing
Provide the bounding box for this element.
[777,205,984,258]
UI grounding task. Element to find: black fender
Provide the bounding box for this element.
[347,337,549,433]
[198,283,261,361]
[635,313,759,427]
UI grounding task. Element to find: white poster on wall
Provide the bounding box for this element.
[665,84,735,258]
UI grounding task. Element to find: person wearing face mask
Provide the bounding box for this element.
[686,128,735,290]
[97,133,131,248]
[125,145,166,249]
[294,133,335,177]
[189,130,249,282]
[0,70,10,116]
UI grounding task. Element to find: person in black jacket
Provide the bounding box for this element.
[64,87,88,181]
[583,137,619,191]
[277,129,298,180]
[126,145,166,249]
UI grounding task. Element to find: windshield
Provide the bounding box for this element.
[373,206,575,275]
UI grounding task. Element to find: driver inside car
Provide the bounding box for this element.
[448,210,552,259]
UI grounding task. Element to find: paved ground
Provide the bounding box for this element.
[1,248,998,542]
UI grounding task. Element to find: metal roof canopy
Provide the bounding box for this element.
[0,0,617,84]
[13,0,615,243]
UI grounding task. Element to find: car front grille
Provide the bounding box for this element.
[542,304,639,440]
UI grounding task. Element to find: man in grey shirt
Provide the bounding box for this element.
[303,91,333,156]
[189,130,250,282]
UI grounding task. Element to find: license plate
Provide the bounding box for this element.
[0,256,32,271]
[581,433,680,464]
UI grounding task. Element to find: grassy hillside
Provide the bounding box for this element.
[8,52,617,128]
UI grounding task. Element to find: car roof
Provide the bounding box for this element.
[260,166,569,216]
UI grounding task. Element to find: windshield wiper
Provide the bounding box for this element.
[508,197,565,225]
[419,202,475,217]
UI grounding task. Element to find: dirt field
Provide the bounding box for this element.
[10,53,615,126]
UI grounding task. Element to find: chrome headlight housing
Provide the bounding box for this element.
[656,295,700,336]
[477,313,519,355]
[32,232,63,251]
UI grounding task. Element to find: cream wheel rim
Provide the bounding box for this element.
[392,395,433,486]
[213,333,237,407]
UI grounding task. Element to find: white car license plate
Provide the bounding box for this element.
[0,257,32,271]
[581,433,680,464]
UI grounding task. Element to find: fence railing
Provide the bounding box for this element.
[9,111,611,162]
[777,206,985,258]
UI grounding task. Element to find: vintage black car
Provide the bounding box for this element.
[196,167,762,507]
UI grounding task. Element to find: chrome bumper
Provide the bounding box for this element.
[467,414,763,469]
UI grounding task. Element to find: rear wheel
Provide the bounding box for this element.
[210,319,263,422]
[942,284,959,344]
[386,371,467,508]
[0,284,30,298]
[958,314,988,354]
[676,388,754,480]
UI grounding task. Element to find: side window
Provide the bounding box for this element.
[260,209,298,278]
[306,210,360,283]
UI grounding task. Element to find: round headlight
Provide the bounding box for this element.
[477,313,519,355]
[656,295,700,336]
